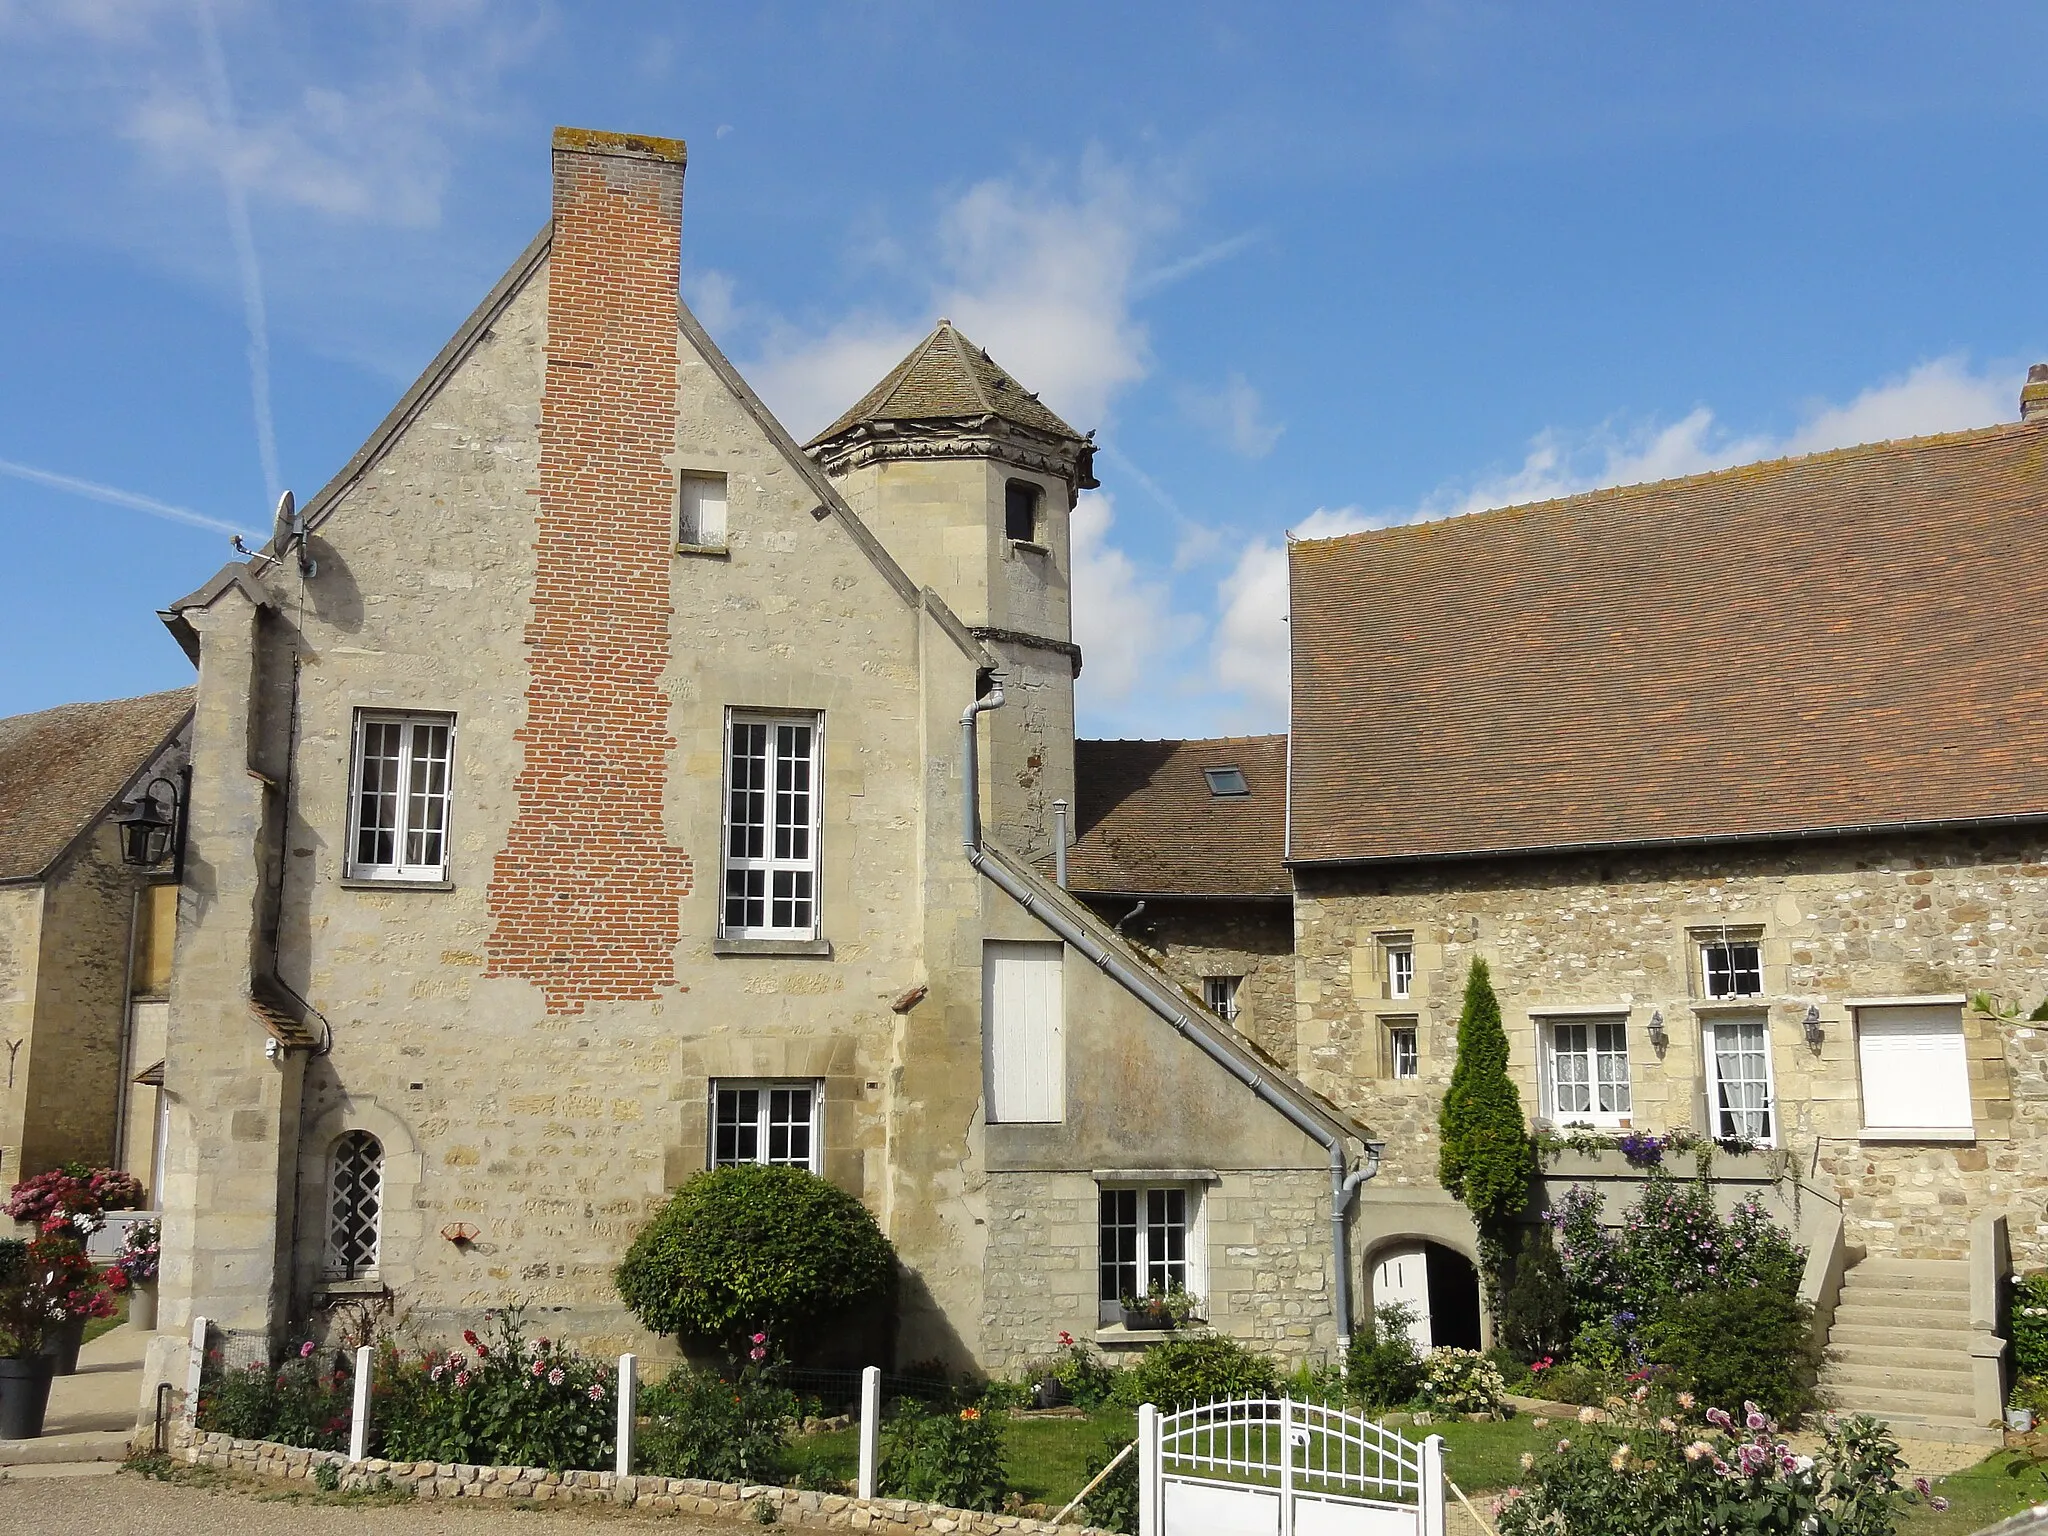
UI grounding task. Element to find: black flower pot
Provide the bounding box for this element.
[0,1355,56,1440]
[1121,1306,1175,1332]
[39,1318,85,1376]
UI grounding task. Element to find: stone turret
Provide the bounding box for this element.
[809,323,1096,861]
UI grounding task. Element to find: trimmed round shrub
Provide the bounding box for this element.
[1116,1332,1279,1409]
[615,1165,896,1358]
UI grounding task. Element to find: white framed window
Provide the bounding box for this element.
[1387,1020,1420,1080]
[323,1131,384,1280]
[1700,933,1764,999]
[1202,975,1242,1022]
[347,712,454,881]
[710,1080,822,1172]
[679,471,728,548]
[1098,1184,1202,1323]
[1384,938,1414,1000]
[1544,1018,1632,1126]
[1856,1003,1973,1135]
[1705,1013,1775,1144]
[985,940,1065,1123]
[721,712,822,939]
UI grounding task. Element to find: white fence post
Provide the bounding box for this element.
[615,1353,638,1478]
[1419,1433,1445,1536]
[1279,1397,1296,1536]
[348,1345,372,1463]
[857,1365,881,1499]
[1137,1402,1160,1536]
[183,1315,207,1423]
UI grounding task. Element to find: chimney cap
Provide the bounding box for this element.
[552,126,686,166]
[2024,362,2048,423]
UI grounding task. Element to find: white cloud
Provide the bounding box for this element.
[1179,371,1285,459]
[1071,491,1199,709]
[1203,356,2020,728]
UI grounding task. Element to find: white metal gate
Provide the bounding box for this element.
[1137,1397,1444,1536]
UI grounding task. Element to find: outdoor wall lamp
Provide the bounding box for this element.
[1803,1004,1825,1049]
[1647,1009,1668,1050]
[118,775,182,869]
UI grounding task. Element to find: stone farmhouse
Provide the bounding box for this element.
[0,690,190,1199]
[113,121,2048,1436]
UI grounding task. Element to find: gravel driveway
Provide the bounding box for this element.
[0,1470,758,1535]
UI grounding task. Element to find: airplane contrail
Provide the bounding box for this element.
[0,457,255,537]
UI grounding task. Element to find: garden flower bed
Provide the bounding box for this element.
[171,1423,1117,1533]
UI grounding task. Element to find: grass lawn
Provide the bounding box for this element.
[1891,1451,2048,1535]
[787,1409,1558,1509]
[83,1291,129,1347]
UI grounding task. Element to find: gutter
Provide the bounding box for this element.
[963,675,1381,1347]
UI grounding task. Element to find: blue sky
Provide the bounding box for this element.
[2,2,2044,736]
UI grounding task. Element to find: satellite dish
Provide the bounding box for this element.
[273,490,296,543]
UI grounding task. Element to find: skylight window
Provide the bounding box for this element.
[1203,766,1248,796]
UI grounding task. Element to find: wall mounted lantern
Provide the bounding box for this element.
[1802,1004,1825,1049]
[1647,1009,1668,1051]
[118,775,183,870]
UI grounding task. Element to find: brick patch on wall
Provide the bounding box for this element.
[487,132,694,1014]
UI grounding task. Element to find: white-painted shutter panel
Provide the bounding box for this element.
[1857,1004,1972,1131]
[1372,1244,1433,1351]
[984,940,1064,1123]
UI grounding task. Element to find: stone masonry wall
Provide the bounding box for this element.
[485,132,694,1015]
[1096,898,1296,1068]
[982,1167,1336,1371]
[0,885,42,1180]
[1294,829,2048,1267]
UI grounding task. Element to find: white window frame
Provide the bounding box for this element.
[678,470,729,549]
[1698,932,1765,1000]
[1384,938,1415,1000]
[709,1078,823,1173]
[1703,1011,1776,1145]
[346,711,455,882]
[1386,1018,1420,1080]
[1542,1017,1632,1127]
[720,710,823,940]
[1097,1182,1205,1324]
[323,1130,384,1281]
[1202,975,1243,1022]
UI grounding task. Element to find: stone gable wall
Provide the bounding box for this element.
[1090,898,1296,1069]
[1294,830,2048,1266]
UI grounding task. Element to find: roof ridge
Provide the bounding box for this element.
[1294,416,2042,554]
[938,322,998,416]
[1079,733,1288,747]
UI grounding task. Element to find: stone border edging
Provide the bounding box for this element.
[175,1427,1117,1534]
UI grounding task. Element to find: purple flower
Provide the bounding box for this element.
[299,1340,316,1358]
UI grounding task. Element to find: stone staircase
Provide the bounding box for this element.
[1818,1257,2000,1445]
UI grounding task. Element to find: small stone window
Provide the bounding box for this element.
[1697,928,1764,999]
[1386,1019,1420,1080]
[1382,935,1415,1000]
[324,1131,384,1281]
[1004,480,1041,543]
[1202,975,1242,1022]
[711,1080,822,1172]
[678,471,729,549]
[1098,1184,1201,1325]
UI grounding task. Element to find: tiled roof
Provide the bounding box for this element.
[0,689,193,882]
[808,321,1085,447]
[1288,418,2048,864]
[1066,736,1290,896]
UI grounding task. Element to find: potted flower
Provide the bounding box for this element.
[1120,1283,1203,1332]
[0,1280,55,1439]
[27,1225,112,1374]
[108,1220,160,1330]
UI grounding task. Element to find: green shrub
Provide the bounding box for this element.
[2013,1273,2048,1377]
[1500,1224,1574,1363]
[1115,1333,1278,1410]
[198,1343,352,1450]
[1437,959,1534,1224]
[1345,1304,1423,1409]
[371,1312,614,1471]
[877,1399,1007,1511]
[1025,1330,1119,1409]
[0,1238,26,1286]
[1418,1347,1506,1415]
[1080,1433,1140,1535]
[1644,1286,1818,1424]
[636,1359,796,1483]
[616,1166,896,1358]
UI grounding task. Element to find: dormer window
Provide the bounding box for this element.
[1203,766,1248,796]
[1005,480,1041,543]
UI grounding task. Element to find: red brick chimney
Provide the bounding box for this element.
[487,129,694,1015]
[2024,363,2048,424]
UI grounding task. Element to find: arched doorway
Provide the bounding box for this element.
[1370,1240,1483,1351]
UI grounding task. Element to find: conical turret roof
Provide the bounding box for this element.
[809,321,1085,447]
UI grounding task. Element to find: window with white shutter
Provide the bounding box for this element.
[1857,1003,1972,1133]
[984,940,1065,1123]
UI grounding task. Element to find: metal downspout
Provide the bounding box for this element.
[960,678,1378,1347]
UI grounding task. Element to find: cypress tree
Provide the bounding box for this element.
[1437,957,1534,1222]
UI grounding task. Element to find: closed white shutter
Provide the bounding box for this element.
[984,940,1065,1123]
[1857,1004,1972,1131]
[1372,1244,1433,1350]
